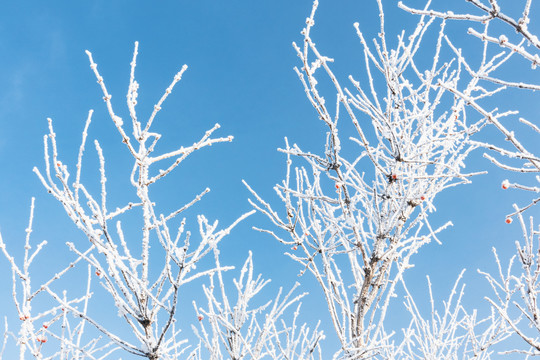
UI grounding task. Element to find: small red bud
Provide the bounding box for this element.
[335,184,340,189]
[197,315,203,321]
[43,324,48,329]
[95,271,101,276]
[292,245,297,251]
[391,174,397,180]
[420,196,425,201]
[501,180,510,190]
[505,218,512,224]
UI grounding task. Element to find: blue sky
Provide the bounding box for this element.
[0,0,538,357]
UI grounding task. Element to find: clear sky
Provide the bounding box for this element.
[0,0,538,358]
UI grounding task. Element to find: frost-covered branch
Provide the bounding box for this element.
[400,0,540,217]
[245,0,488,357]
[0,198,117,359]
[30,42,253,360]
[401,271,509,359]
[192,250,323,359]
[479,211,540,355]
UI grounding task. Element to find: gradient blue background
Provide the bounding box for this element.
[0,0,538,357]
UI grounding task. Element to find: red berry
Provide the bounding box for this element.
[335,184,340,189]
[391,174,397,180]
[37,336,47,343]
[420,196,425,201]
[505,218,512,224]
[95,271,101,276]
[43,324,48,329]
[501,180,510,190]
[292,246,297,251]
[197,315,203,321]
